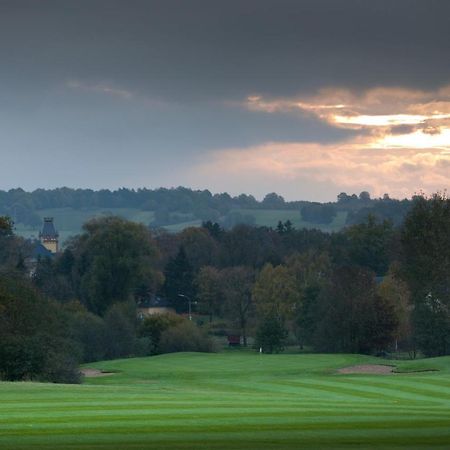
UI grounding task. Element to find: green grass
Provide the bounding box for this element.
[14,207,203,243]
[14,208,155,245]
[14,207,349,245]
[235,208,348,232]
[1,353,449,449]
[163,220,203,233]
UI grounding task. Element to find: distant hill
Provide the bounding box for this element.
[1,187,412,244]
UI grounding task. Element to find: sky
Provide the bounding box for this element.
[1,0,449,201]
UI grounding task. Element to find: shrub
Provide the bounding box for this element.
[0,277,82,383]
[66,303,107,362]
[159,320,217,354]
[38,338,82,384]
[103,302,138,359]
[139,313,183,355]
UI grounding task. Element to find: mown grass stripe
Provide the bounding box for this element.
[1,353,449,450]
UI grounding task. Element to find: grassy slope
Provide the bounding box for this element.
[235,209,348,232]
[14,207,348,244]
[0,353,449,450]
[14,208,155,244]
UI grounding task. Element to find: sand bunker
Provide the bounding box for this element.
[80,368,116,378]
[337,364,394,375]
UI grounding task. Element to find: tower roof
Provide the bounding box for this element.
[40,217,59,239]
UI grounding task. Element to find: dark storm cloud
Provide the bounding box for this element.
[0,0,449,197]
[1,0,449,102]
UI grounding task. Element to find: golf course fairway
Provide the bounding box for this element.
[1,352,449,449]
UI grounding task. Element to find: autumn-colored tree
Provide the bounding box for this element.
[195,266,224,322]
[252,263,301,321]
[221,266,255,346]
[285,250,331,289]
[377,265,412,352]
[252,263,301,350]
[0,216,13,236]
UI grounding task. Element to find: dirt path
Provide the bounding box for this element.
[337,364,394,375]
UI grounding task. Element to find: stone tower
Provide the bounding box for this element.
[39,217,59,253]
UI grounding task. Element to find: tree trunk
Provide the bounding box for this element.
[242,320,247,346]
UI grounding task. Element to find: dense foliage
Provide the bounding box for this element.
[0,276,81,383]
[0,192,448,383]
[400,194,450,356]
[0,187,413,229]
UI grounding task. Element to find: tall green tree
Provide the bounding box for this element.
[285,251,332,348]
[255,313,288,354]
[0,276,81,383]
[401,193,450,356]
[178,227,219,271]
[163,246,195,313]
[344,214,395,275]
[70,217,162,315]
[0,217,31,273]
[220,224,281,268]
[33,256,74,302]
[314,267,398,353]
[103,301,138,359]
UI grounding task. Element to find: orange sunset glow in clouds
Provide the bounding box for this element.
[194,86,450,200]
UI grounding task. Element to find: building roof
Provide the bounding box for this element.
[31,241,54,259]
[137,295,172,308]
[40,217,59,239]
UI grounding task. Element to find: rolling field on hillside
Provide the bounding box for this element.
[0,353,449,449]
[14,208,155,244]
[235,208,348,231]
[14,207,348,245]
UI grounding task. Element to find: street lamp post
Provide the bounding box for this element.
[177,293,195,320]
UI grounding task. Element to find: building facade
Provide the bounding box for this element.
[39,217,59,253]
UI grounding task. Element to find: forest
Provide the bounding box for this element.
[0,192,449,383]
[0,187,413,230]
